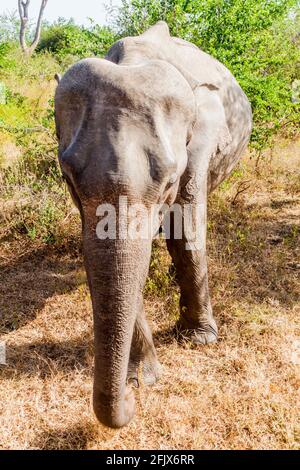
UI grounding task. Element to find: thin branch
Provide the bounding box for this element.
[29,0,48,54]
[231,180,251,206]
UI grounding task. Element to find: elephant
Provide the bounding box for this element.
[54,21,252,428]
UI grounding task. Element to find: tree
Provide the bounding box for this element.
[18,0,48,55]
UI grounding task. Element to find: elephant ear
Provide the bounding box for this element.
[189,83,232,159]
[141,21,170,40]
[180,83,232,200]
[161,61,227,150]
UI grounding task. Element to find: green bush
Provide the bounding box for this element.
[37,19,117,63]
[0,43,69,245]
[0,42,16,71]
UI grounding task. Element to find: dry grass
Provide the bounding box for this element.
[0,139,299,450]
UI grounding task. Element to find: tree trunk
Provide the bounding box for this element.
[18,0,48,56]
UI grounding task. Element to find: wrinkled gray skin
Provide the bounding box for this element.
[55,22,252,428]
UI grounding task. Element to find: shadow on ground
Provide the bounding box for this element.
[31,423,97,450]
[3,336,93,378]
[0,242,83,333]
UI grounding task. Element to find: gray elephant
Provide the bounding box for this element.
[54,21,252,428]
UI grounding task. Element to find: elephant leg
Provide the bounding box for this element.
[128,301,161,387]
[167,237,218,345]
[166,177,218,345]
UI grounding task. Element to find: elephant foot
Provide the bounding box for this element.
[142,357,162,386]
[127,356,162,387]
[190,328,218,345]
[177,317,218,345]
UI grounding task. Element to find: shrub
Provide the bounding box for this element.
[37,18,117,63]
[0,42,16,71]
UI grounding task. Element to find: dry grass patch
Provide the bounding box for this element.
[0,139,299,449]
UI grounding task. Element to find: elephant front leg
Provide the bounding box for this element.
[166,193,218,345]
[127,300,161,387]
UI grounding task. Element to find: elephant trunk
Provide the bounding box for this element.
[83,236,151,428]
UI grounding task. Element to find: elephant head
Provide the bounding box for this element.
[55,56,196,427]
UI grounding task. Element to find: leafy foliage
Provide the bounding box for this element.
[0,44,69,244]
[37,18,117,64]
[0,42,17,71]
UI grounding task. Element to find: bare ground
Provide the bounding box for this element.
[0,139,299,450]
